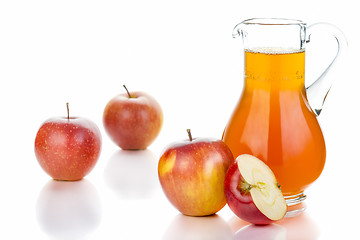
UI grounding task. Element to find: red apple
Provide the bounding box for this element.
[224,154,287,225]
[103,85,163,150]
[158,130,234,216]
[34,103,102,181]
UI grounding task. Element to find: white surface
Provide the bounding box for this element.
[0,0,359,239]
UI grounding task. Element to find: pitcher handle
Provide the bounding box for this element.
[305,23,348,116]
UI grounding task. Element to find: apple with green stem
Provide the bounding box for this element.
[34,103,102,181]
[158,129,234,216]
[103,85,163,150]
[224,154,287,225]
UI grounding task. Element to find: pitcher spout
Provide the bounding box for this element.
[232,22,245,38]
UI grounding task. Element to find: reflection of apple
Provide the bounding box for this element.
[36,179,101,239]
[224,154,287,225]
[158,130,234,216]
[234,224,286,240]
[277,211,320,240]
[103,85,163,150]
[104,149,158,199]
[229,207,320,240]
[163,214,233,240]
[34,103,102,181]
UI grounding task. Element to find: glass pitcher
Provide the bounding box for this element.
[222,18,347,207]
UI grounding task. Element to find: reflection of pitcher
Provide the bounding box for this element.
[222,18,347,206]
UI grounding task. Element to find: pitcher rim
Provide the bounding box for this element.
[241,18,305,26]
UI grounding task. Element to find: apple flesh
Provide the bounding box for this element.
[35,104,102,181]
[103,85,163,150]
[158,130,234,216]
[224,154,287,225]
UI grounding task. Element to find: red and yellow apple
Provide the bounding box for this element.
[34,103,102,181]
[158,130,234,216]
[224,154,287,225]
[103,85,163,150]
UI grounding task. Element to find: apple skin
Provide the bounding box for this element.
[103,91,163,150]
[34,117,102,181]
[158,138,234,216]
[224,161,274,225]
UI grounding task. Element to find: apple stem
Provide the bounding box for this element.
[238,179,253,194]
[66,102,70,120]
[239,180,272,194]
[186,129,193,141]
[123,85,132,98]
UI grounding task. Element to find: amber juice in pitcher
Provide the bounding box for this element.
[222,48,326,198]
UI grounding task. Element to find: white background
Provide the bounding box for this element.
[0,0,358,239]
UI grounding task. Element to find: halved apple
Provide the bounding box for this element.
[224,154,287,225]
